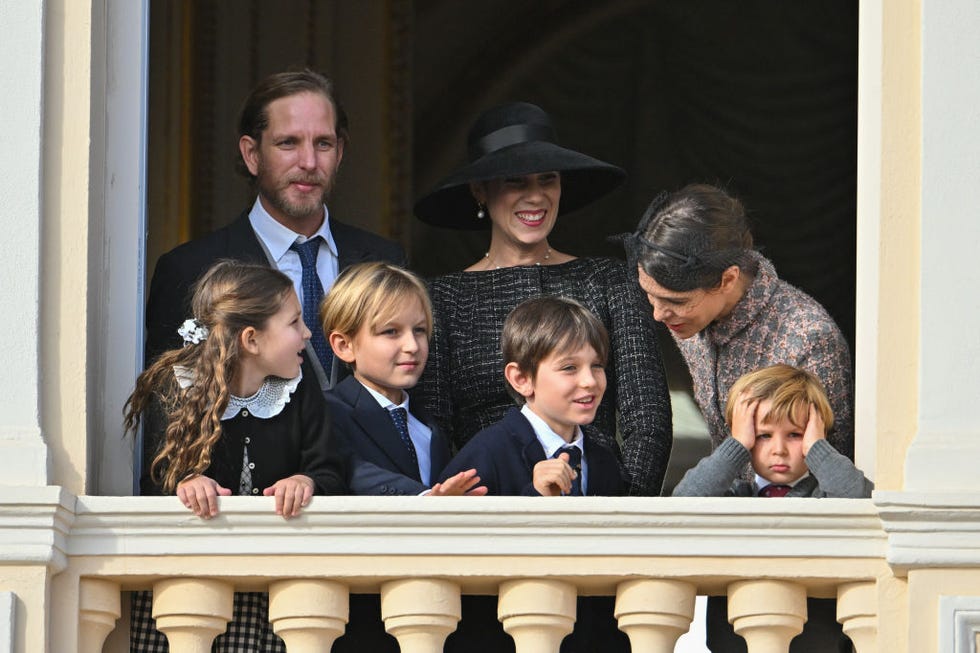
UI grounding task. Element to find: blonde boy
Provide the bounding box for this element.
[673,364,872,653]
[321,262,483,496]
[673,364,872,498]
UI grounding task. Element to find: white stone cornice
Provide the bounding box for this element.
[876,491,980,574]
[0,487,75,573]
[68,496,885,564]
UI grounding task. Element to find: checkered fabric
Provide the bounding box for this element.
[239,445,253,495]
[131,590,286,652]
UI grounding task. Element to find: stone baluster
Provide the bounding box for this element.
[837,581,877,653]
[614,578,696,652]
[727,580,806,653]
[497,579,576,653]
[381,578,461,653]
[78,578,121,653]
[269,579,349,652]
[152,578,233,653]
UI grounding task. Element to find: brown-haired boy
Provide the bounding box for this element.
[438,295,623,496]
[438,296,627,653]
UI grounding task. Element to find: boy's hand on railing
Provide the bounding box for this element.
[429,468,489,496]
[532,455,577,496]
[264,474,315,519]
[176,475,232,519]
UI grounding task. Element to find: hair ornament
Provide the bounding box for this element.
[636,238,700,272]
[629,192,701,271]
[177,318,209,345]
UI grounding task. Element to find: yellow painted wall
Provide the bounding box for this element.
[41,0,93,494]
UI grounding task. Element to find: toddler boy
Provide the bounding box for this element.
[674,364,872,653]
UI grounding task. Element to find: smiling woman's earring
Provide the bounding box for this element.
[476,203,486,219]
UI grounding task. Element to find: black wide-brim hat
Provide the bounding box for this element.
[414,102,626,230]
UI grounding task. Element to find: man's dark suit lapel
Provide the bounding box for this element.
[340,379,422,482]
[332,219,376,272]
[227,212,269,264]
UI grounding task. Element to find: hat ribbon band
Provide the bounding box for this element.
[470,123,556,160]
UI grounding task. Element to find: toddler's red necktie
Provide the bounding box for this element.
[759,484,792,497]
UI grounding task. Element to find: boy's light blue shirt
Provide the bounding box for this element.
[520,404,589,494]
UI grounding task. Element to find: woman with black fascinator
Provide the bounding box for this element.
[414,102,673,499]
[630,183,853,462]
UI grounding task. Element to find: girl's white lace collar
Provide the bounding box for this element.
[173,366,302,420]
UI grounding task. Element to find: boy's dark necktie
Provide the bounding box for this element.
[758,484,792,497]
[554,445,583,496]
[388,407,419,469]
[289,238,333,374]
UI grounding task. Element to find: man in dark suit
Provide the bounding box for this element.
[145,69,406,391]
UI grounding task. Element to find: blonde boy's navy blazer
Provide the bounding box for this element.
[327,375,451,496]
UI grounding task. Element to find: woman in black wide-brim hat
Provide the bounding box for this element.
[414,102,673,498]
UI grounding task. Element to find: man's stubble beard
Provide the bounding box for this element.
[257,168,335,224]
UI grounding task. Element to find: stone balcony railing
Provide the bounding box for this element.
[7,489,899,652]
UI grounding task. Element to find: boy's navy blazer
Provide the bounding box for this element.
[145,210,407,371]
[326,375,452,495]
[438,407,624,496]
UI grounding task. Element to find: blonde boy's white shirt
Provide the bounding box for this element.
[362,384,433,486]
[520,404,589,494]
[248,197,340,303]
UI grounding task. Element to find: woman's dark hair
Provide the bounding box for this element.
[632,184,758,292]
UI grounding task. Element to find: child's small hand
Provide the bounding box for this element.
[802,404,826,455]
[428,468,489,496]
[532,454,577,496]
[264,474,315,519]
[177,475,232,519]
[731,394,759,450]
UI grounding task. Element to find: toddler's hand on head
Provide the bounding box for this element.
[264,474,315,519]
[177,475,232,519]
[731,394,758,450]
[802,404,826,455]
[428,468,488,496]
[532,454,577,496]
